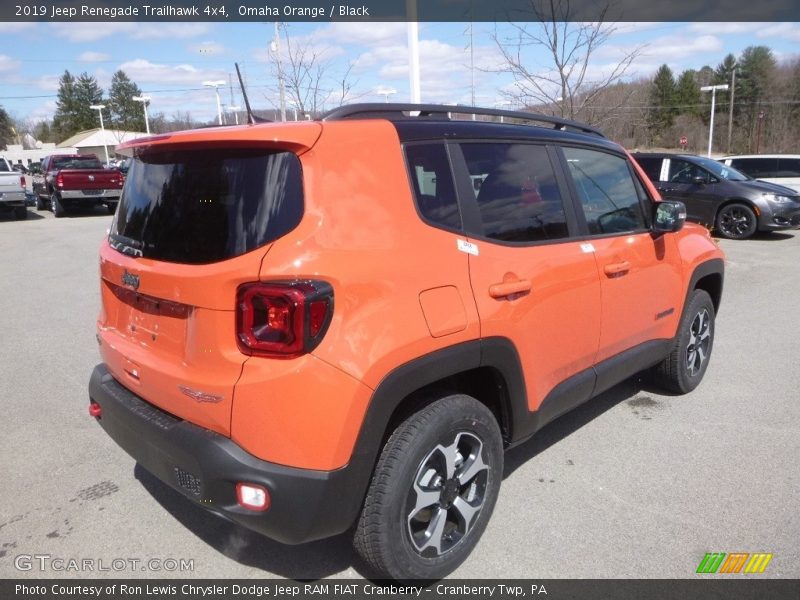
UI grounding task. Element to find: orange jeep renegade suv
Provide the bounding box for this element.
[89,104,724,580]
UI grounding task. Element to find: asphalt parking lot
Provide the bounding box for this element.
[0,207,798,580]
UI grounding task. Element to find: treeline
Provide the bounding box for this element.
[576,45,800,154]
[3,70,205,147]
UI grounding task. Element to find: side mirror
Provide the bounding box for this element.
[692,175,706,185]
[652,200,686,234]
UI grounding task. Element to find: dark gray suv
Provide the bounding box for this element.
[633,153,800,239]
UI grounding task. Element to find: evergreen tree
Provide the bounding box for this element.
[52,70,78,140]
[108,70,145,131]
[675,70,701,117]
[52,70,104,140]
[647,65,677,139]
[737,46,777,147]
[0,106,13,150]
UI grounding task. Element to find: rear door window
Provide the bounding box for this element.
[460,143,569,243]
[563,147,648,235]
[110,148,303,264]
[634,157,663,182]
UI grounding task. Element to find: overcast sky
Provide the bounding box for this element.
[1,21,799,126]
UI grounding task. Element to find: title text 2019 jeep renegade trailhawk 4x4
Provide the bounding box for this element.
[89,104,724,580]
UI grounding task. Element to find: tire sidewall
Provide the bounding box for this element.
[381,398,503,580]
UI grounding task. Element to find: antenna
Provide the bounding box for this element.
[235,62,270,124]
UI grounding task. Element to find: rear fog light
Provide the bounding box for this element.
[236,483,271,511]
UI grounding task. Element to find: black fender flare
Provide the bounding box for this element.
[336,337,529,529]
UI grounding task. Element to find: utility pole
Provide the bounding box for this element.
[726,67,736,154]
[755,109,766,153]
[273,22,287,122]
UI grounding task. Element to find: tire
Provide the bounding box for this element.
[50,192,66,218]
[36,194,46,211]
[353,394,503,581]
[14,206,27,220]
[653,289,715,394]
[715,203,757,240]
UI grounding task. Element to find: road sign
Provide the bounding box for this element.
[680,135,688,146]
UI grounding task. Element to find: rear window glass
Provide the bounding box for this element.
[110,148,303,264]
[404,143,461,230]
[53,156,104,170]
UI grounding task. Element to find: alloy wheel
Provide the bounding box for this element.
[686,308,711,377]
[405,431,489,557]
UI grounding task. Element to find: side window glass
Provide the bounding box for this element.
[634,157,662,182]
[404,144,461,230]
[777,158,800,177]
[563,147,648,235]
[460,143,569,243]
[668,159,706,184]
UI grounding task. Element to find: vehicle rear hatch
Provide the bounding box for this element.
[97,123,321,436]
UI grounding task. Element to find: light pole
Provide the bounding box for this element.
[494,100,511,123]
[700,84,728,157]
[227,105,242,125]
[271,22,287,122]
[376,87,397,103]
[89,104,109,166]
[726,67,737,154]
[132,95,151,134]
[203,80,226,125]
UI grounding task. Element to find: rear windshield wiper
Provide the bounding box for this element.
[109,233,144,258]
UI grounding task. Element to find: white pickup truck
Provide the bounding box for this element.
[0,157,28,220]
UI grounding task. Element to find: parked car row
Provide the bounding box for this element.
[633,152,800,239]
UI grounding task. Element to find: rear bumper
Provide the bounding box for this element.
[60,189,121,201]
[88,364,366,545]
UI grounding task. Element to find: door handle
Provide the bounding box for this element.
[603,261,631,277]
[489,278,532,299]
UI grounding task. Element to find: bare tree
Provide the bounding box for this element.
[491,0,645,124]
[268,27,365,118]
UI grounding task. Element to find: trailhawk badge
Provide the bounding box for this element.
[179,386,224,404]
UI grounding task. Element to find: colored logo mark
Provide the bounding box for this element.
[696,552,773,574]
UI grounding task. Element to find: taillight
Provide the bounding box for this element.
[236,280,333,359]
[20,176,26,189]
[56,173,64,187]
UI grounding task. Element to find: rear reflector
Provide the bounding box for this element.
[89,402,102,418]
[236,483,270,511]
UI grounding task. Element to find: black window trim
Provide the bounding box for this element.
[447,139,582,248]
[554,143,654,239]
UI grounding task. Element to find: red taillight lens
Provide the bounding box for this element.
[56,173,64,187]
[20,176,26,189]
[236,280,333,359]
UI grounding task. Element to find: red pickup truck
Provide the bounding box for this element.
[33,154,123,217]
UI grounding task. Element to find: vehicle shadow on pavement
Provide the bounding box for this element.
[504,375,653,478]
[134,464,361,579]
[0,211,45,222]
